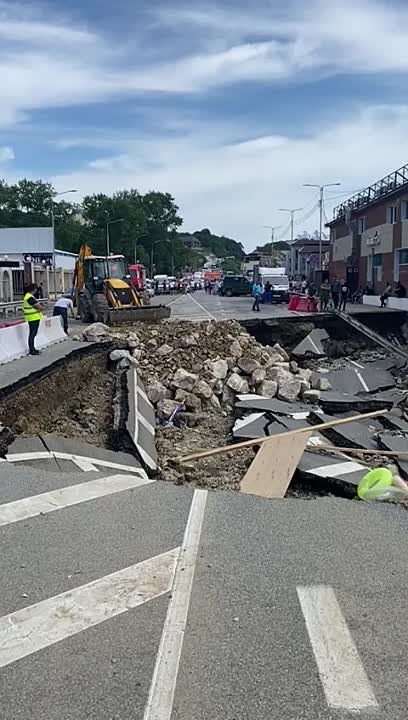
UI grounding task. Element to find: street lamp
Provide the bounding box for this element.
[261,225,280,266]
[277,208,302,245]
[303,183,341,270]
[51,189,77,298]
[150,238,168,278]
[106,218,124,256]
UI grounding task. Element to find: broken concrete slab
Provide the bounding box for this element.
[292,328,329,359]
[319,392,394,414]
[297,450,369,488]
[235,397,314,416]
[378,409,408,434]
[40,434,142,470]
[126,367,157,471]
[378,432,408,478]
[232,413,271,440]
[307,411,383,450]
[318,367,396,395]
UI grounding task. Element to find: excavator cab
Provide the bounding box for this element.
[73,246,171,325]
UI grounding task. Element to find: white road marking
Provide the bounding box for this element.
[350,360,365,369]
[143,489,208,720]
[354,370,370,392]
[297,585,377,711]
[72,457,98,472]
[310,461,367,478]
[7,451,52,462]
[0,474,154,527]
[308,337,322,354]
[0,548,179,669]
[233,412,265,430]
[53,452,148,476]
[188,293,217,321]
[5,451,147,476]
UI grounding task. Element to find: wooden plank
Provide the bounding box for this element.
[177,409,388,464]
[314,446,408,458]
[240,431,312,498]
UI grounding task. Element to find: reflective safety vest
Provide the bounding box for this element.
[23,292,43,323]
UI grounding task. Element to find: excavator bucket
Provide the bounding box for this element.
[107,304,171,325]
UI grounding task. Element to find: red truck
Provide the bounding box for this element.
[128,264,146,292]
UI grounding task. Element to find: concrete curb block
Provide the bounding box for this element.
[0,316,67,365]
[125,367,158,472]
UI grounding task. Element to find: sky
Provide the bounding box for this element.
[1,0,408,249]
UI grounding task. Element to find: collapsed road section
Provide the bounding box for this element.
[1,313,407,502]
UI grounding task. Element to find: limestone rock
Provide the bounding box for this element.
[259,380,277,398]
[230,339,243,358]
[317,376,332,391]
[146,338,158,351]
[274,368,302,402]
[298,368,313,383]
[157,343,173,356]
[174,389,202,412]
[181,334,198,348]
[207,359,228,380]
[272,343,290,361]
[302,389,321,403]
[227,373,250,394]
[147,380,168,405]
[132,348,142,360]
[193,379,213,399]
[110,349,132,362]
[83,322,110,341]
[237,356,260,375]
[212,379,224,395]
[171,368,198,392]
[249,368,266,387]
[157,399,182,421]
[222,384,236,406]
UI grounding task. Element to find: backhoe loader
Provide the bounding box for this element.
[73,245,171,325]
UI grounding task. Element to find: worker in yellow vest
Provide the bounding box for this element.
[23,283,45,356]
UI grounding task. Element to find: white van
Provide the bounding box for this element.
[258,267,290,303]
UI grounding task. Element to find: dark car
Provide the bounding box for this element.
[221,275,252,297]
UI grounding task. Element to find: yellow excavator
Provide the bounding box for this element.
[73,245,171,325]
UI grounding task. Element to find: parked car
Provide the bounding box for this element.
[145,279,155,297]
[221,275,252,297]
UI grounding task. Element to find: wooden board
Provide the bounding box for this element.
[240,431,312,498]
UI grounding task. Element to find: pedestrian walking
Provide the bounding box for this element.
[53,294,75,335]
[34,282,44,300]
[23,283,44,356]
[252,282,262,312]
[339,280,349,311]
[319,279,330,312]
[264,281,272,304]
[330,277,340,310]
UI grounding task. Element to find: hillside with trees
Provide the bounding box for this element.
[0,179,244,274]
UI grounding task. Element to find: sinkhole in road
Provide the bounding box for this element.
[1,311,407,501]
[0,350,118,451]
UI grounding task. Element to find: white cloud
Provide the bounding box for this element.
[1,0,408,131]
[0,145,14,162]
[47,104,408,249]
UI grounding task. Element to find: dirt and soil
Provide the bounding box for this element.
[1,352,115,448]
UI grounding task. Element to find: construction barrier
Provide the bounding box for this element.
[288,293,318,313]
[0,316,67,365]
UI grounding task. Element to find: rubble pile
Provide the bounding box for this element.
[103,320,320,420]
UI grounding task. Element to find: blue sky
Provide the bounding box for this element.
[1,0,408,248]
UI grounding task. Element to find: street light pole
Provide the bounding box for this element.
[106,218,125,256]
[277,208,302,245]
[262,225,280,266]
[303,182,341,270]
[51,189,77,299]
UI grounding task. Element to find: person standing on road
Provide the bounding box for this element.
[330,277,340,310]
[252,282,262,312]
[395,281,407,298]
[53,294,75,335]
[380,282,392,308]
[339,280,349,311]
[264,281,272,304]
[23,283,44,356]
[319,279,330,312]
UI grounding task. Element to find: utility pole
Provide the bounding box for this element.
[106,218,124,256]
[262,225,280,266]
[50,189,77,299]
[277,208,302,245]
[303,183,340,270]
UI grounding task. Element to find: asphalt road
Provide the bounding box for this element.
[0,457,407,720]
[168,290,299,322]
